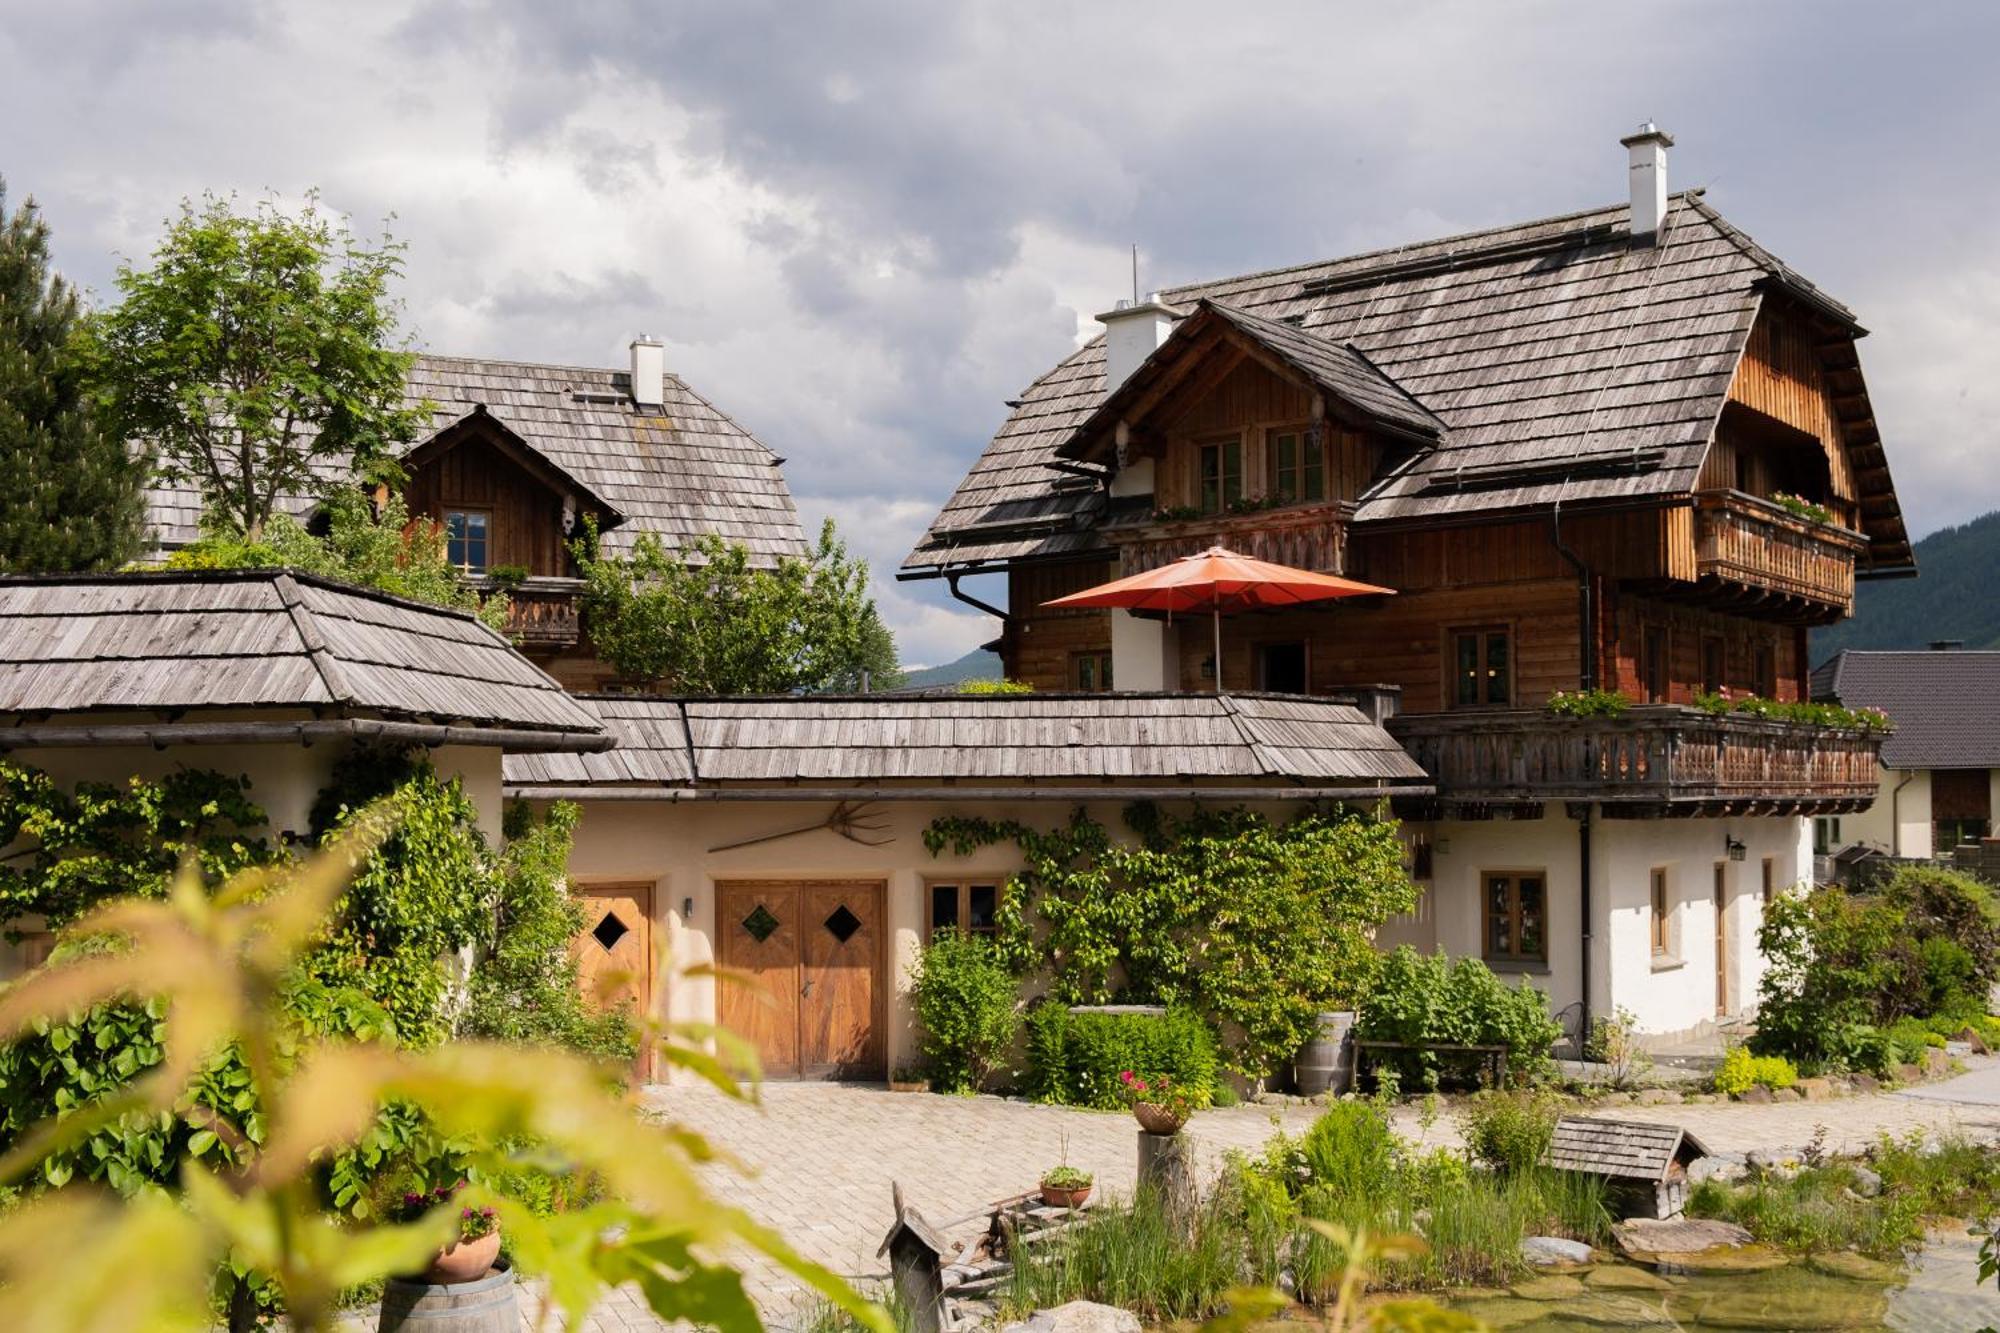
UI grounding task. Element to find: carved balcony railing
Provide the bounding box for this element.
[483,577,583,651]
[1691,490,1866,620]
[1110,501,1353,576]
[1387,706,1883,817]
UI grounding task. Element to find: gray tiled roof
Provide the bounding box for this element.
[0,570,606,740]
[504,691,1429,790]
[146,353,808,564]
[1811,649,2000,770]
[906,193,1904,573]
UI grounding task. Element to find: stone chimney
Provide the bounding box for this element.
[1619,122,1674,245]
[629,335,665,409]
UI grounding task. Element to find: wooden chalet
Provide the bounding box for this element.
[145,340,809,690]
[903,127,1910,1041]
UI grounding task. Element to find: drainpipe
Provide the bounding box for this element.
[1889,770,1916,859]
[945,572,1007,622]
[1552,497,1597,1046]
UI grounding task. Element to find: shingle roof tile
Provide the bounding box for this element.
[1811,649,2000,770]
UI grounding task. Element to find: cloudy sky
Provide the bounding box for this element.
[5,1,1996,665]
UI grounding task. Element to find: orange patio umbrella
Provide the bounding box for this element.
[1041,545,1395,691]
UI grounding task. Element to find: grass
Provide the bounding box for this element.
[1004,1187,1243,1322]
[1689,1129,2000,1258]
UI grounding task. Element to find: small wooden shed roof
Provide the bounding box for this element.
[504,691,1431,797]
[1545,1115,1710,1184]
[0,570,609,751]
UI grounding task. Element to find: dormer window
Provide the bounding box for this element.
[445,509,490,573]
[1269,428,1325,503]
[1198,436,1243,514]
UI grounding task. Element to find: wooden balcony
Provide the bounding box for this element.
[1111,501,1352,575]
[485,577,583,651]
[1387,706,1882,818]
[1687,490,1866,623]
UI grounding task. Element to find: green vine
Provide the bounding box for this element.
[923,803,1416,1078]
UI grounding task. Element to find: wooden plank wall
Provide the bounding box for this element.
[405,433,573,576]
[1712,307,1856,505]
[1599,589,1803,704]
[1004,560,1117,685]
[1152,360,1378,510]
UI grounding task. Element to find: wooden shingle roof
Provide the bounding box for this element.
[905,193,1903,574]
[1545,1116,1710,1183]
[504,691,1430,793]
[146,353,808,565]
[0,570,608,748]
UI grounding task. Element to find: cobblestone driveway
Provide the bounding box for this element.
[512,1062,2000,1329]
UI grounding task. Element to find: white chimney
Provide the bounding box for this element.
[1097,291,1181,393]
[628,334,665,409]
[1620,122,1674,245]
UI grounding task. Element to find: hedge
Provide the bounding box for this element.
[1024,1004,1218,1109]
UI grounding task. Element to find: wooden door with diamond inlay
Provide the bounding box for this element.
[575,883,655,1082]
[717,880,885,1080]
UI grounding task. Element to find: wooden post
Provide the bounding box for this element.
[1136,1131,1196,1234]
[877,1182,946,1333]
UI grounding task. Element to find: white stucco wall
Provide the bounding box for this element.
[1417,810,1809,1040]
[1843,768,1931,858]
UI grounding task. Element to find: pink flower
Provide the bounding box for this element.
[1120,1071,1135,1084]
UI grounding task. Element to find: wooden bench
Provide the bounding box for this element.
[1353,1039,1509,1090]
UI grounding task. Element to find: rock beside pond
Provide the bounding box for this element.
[1613,1216,1755,1258]
[1689,1154,1747,1184]
[1806,1250,1903,1283]
[1507,1274,1587,1301]
[1003,1301,1142,1333]
[1684,1285,1887,1328]
[1585,1264,1674,1291]
[1448,1298,1543,1330]
[1667,1244,1791,1275]
[1848,1164,1882,1198]
[1519,1235,1594,1269]
[1551,1293,1678,1327]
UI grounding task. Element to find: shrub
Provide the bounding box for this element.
[1297,1101,1400,1203]
[1025,1004,1217,1109]
[1461,1089,1563,1175]
[1713,1047,1798,1096]
[909,933,1020,1093]
[1357,948,1563,1085]
[1545,688,1631,718]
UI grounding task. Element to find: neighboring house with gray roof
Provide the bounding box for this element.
[144,339,809,690]
[1812,645,2000,858]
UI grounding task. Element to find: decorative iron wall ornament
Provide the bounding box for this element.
[707,800,892,854]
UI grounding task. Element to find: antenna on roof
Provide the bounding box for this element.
[1131,243,1139,305]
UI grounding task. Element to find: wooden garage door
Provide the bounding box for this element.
[717,881,885,1080]
[575,883,656,1082]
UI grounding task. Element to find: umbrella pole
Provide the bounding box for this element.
[1213,607,1223,693]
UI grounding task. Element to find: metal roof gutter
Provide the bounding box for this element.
[0,718,615,753]
[504,783,1432,803]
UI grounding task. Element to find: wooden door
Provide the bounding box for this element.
[717,881,884,1081]
[1712,864,1728,1016]
[800,883,886,1079]
[576,883,655,1081]
[717,883,803,1079]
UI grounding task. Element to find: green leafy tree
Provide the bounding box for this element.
[166,488,507,630]
[925,804,1418,1079]
[574,518,900,692]
[0,179,144,570]
[87,191,423,539]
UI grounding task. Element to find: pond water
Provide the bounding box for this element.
[1437,1232,2000,1331]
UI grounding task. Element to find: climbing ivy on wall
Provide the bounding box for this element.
[923,803,1417,1078]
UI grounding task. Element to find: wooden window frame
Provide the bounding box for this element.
[1196,435,1244,515]
[1070,650,1114,693]
[1641,624,1671,704]
[1266,424,1326,504]
[1701,635,1726,696]
[1753,642,1778,699]
[443,506,492,574]
[1446,624,1514,711]
[926,879,1003,940]
[1482,869,1548,967]
[1649,865,1675,959]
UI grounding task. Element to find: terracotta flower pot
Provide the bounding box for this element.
[425,1227,502,1285]
[1040,1181,1093,1209]
[1132,1102,1187,1135]
[888,1079,929,1094]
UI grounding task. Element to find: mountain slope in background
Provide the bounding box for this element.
[1814,510,2000,660]
[899,648,1002,689]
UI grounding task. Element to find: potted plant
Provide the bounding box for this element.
[1039,1164,1094,1210]
[1120,1070,1201,1136]
[888,1064,930,1094]
[395,1182,502,1284]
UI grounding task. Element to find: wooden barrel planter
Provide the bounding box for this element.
[378,1261,517,1331]
[1292,1010,1356,1096]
